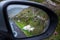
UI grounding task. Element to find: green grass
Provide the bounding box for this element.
[15,21,33,37]
[12,6,51,38]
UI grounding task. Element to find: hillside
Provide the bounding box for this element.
[12,7,49,37]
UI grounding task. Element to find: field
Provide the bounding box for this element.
[12,7,49,37]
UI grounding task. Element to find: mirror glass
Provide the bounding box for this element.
[7,4,49,38]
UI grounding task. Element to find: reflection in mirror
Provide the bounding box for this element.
[7,5,49,38]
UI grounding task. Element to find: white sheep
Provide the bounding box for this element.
[18,20,20,22]
[23,25,35,32]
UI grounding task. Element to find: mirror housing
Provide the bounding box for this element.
[0,0,58,40]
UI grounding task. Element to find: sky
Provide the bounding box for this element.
[7,5,29,18]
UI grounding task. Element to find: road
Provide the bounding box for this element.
[10,20,26,38]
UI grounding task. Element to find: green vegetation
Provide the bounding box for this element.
[15,21,32,37]
[13,7,49,37]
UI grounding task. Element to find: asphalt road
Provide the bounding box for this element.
[10,20,26,38]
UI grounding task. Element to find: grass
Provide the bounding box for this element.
[15,21,33,37]
[13,7,49,38]
[14,19,44,37]
[14,13,47,37]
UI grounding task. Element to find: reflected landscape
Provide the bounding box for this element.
[7,5,49,38]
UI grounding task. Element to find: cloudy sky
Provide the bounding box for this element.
[7,5,29,18]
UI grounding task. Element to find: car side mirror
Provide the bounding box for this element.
[0,0,58,40]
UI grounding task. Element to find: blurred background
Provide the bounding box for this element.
[0,0,60,40]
